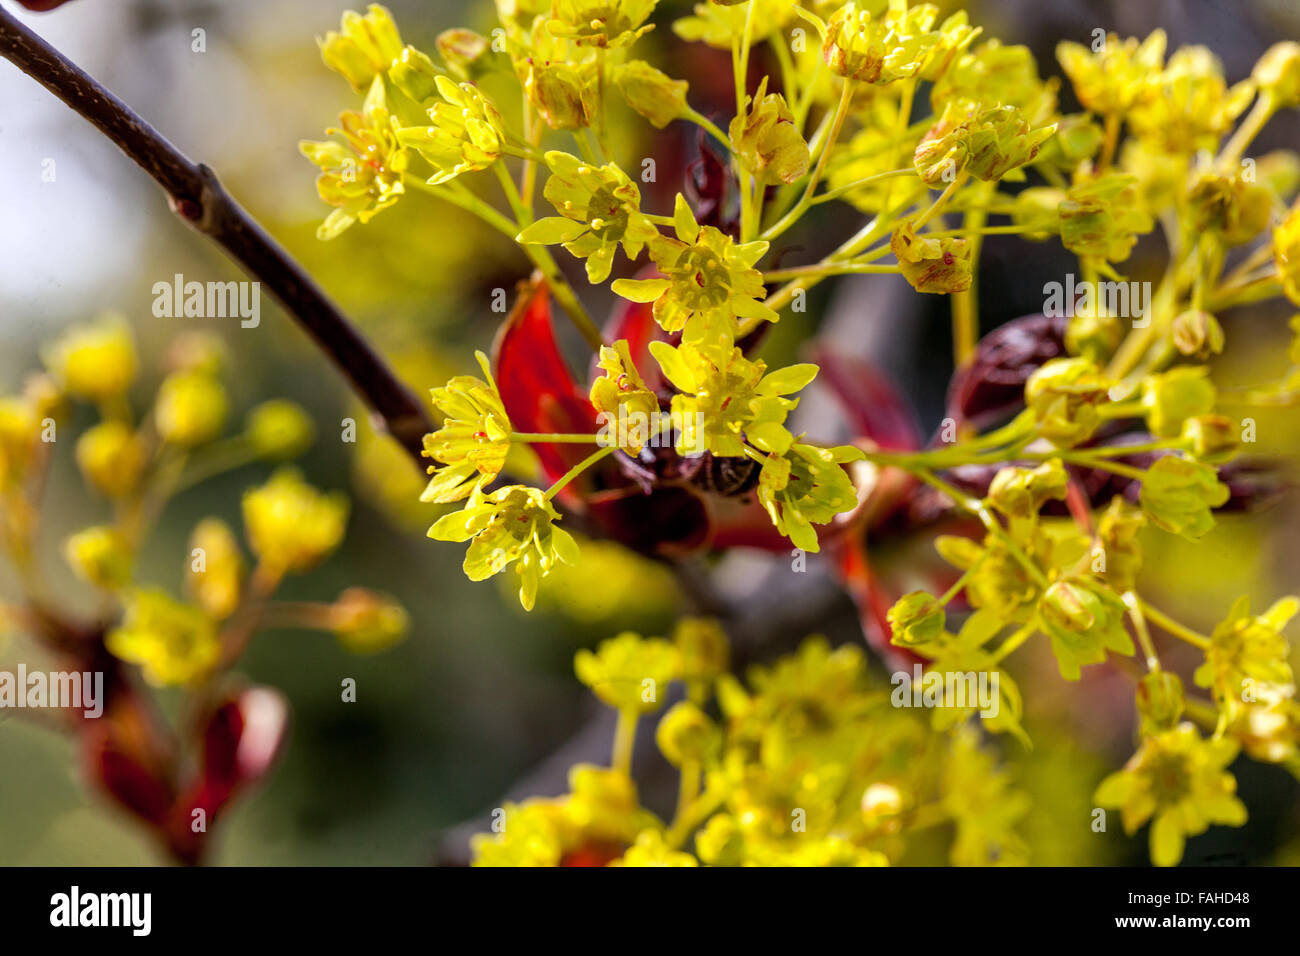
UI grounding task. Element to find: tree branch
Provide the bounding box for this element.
[0,6,433,463]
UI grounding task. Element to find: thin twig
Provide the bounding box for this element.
[0,7,433,463]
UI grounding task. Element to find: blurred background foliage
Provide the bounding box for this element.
[1,0,1298,865]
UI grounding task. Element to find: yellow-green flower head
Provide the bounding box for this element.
[1194,595,1297,719]
[672,616,730,687]
[1059,174,1154,264]
[186,518,244,621]
[75,420,146,499]
[470,802,568,866]
[437,28,492,82]
[614,195,775,343]
[1025,356,1111,448]
[913,102,1056,185]
[1056,30,1165,116]
[1097,497,1145,593]
[942,726,1031,866]
[1129,46,1254,155]
[155,370,227,448]
[589,340,660,454]
[938,533,1041,622]
[756,442,860,553]
[1140,366,1215,438]
[547,0,656,49]
[1137,670,1186,736]
[729,76,810,187]
[611,829,699,866]
[655,701,722,766]
[889,219,973,294]
[244,400,315,461]
[1274,206,1300,306]
[330,587,410,654]
[574,631,680,712]
[300,78,409,240]
[43,314,137,402]
[1093,723,1245,867]
[886,590,945,647]
[987,459,1068,520]
[518,153,659,284]
[648,338,815,457]
[243,467,350,575]
[673,0,792,50]
[1254,41,1300,109]
[821,1,940,85]
[1187,169,1273,247]
[0,396,39,489]
[429,483,579,611]
[511,18,599,131]
[420,351,513,504]
[1038,578,1135,681]
[64,525,133,591]
[396,76,505,185]
[1138,454,1230,540]
[319,4,405,92]
[106,588,220,687]
[931,40,1058,125]
[612,61,689,129]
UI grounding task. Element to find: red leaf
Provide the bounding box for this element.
[813,346,921,452]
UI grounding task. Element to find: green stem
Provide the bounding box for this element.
[760,79,855,242]
[1137,598,1211,650]
[544,445,617,500]
[611,707,638,775]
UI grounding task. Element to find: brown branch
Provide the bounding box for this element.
[0,6,432,463]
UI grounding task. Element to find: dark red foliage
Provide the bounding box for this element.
[945,313,1067,429]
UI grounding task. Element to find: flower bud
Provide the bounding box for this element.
[1139,454,1230,539]
[987,459,1068,519]
[435,29,489,82]
[614,61,689,130]
[655,701,721,766]
[64,525,133,590]
[245,400,315,460]
[1253,41,1300,109]
[155,370,228,447]
[860,782,907,834]
[890,220,973,294]
[1170,309,1224,358]
[44,315,137,402]
[1140,366,1215,438]
[331,587,409,654]
[1025,357,1110,448]
[672,616,730,686]
[1182,414,1238,463]
[1137,670,1185,735]
[886,591,945,646]
[1187,171,1272,246]
[729,77,809,186]
[187,519,244,620]
[320,4,405,92]
[75,421,147,499]
[243,468,349,575]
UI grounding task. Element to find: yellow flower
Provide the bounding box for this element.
[43,314,137,402]
[106,588,220,687]
[243,468,349,575]
[575,631,680,712]
[319,4,404,91]
[518,153,659,283]
[756,442,861,552]
[943,726,1031,865]
[890,219,973,294]
[420,351,513,504]
[1253,41,1300,109]
[820,1,940,85]
[589,340,660,454]
[1025,356,1111,448]
[186,518,244,620]
[1138,454,1229,540]
[1275,206,1300,307]
[0,397,39,489]
[648,337,817,457]
[428,483,579,611]
[511,17,599,130]
[300,78,409,240]
[547,0,656,49]
[729,77,810,187]
[913,103,1056,185]
[330,587,410,654]
[1194,595,1298,721]
[986,459,1068,520]
[64,526,133,591]
[673,0,792,50]
[75,421,146,499]
[611,829,699,866]
[613,194,775,343]
[1037,578,1135,681]
[612,60,689,128]
[1056,30,1166,115]
[1094,723,1246,867]
[244,400,315,461]
[397,76,505,185]
[1129,46,1254,155]
[155,370,228,447]
[1059,174,1154,264]
[672,616,730,691]
[932,40,1058,124]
